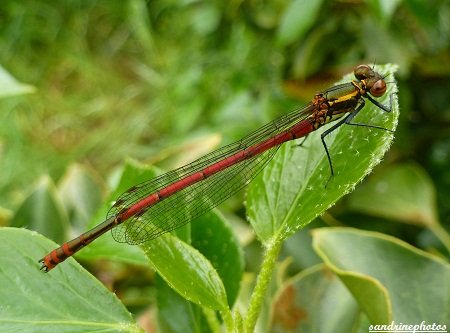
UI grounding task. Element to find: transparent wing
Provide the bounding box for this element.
[107,103,316,244]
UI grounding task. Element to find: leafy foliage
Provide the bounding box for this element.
[0,228,142,333]
[1,0,449,332]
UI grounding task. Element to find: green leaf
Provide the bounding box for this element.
[247,64,399,243]
[156,276,220,333]
[154,210,243,330]
[0,227,142,333]
[348,162,438,227]
[347,162,450,253]
[277,0,325,46]
[283,223,323,270]
[271,265,359,332]
[140,233,228,310]
[11,176,69,244]
[155,274,199,333]
[0,66,36,98]
[58,164,104,233]
[312,228,450,324]
[191,211,244,307]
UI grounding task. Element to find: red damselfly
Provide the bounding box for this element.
[39,64,394,272]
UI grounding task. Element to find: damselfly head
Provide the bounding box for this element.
[354,64,387,98]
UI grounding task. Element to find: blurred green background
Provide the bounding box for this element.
[0,0,449,317]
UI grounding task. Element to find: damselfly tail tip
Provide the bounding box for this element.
[38,258,49,273]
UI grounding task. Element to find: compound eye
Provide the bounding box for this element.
[370,80,386,97]
[354,64,371,80]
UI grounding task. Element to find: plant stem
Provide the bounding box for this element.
[234,307,243,333]
[243,236,282,332]
[220,307,235,333]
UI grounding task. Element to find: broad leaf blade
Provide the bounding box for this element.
[155,274,199,333]
[313,228,450,324]
[348,162,438,227]
[11,176,69,244]
[141,233,228,311]
[247,64,399,242]
[191,211,244,307]
[271,265,359,332]
[1,228,142,333]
